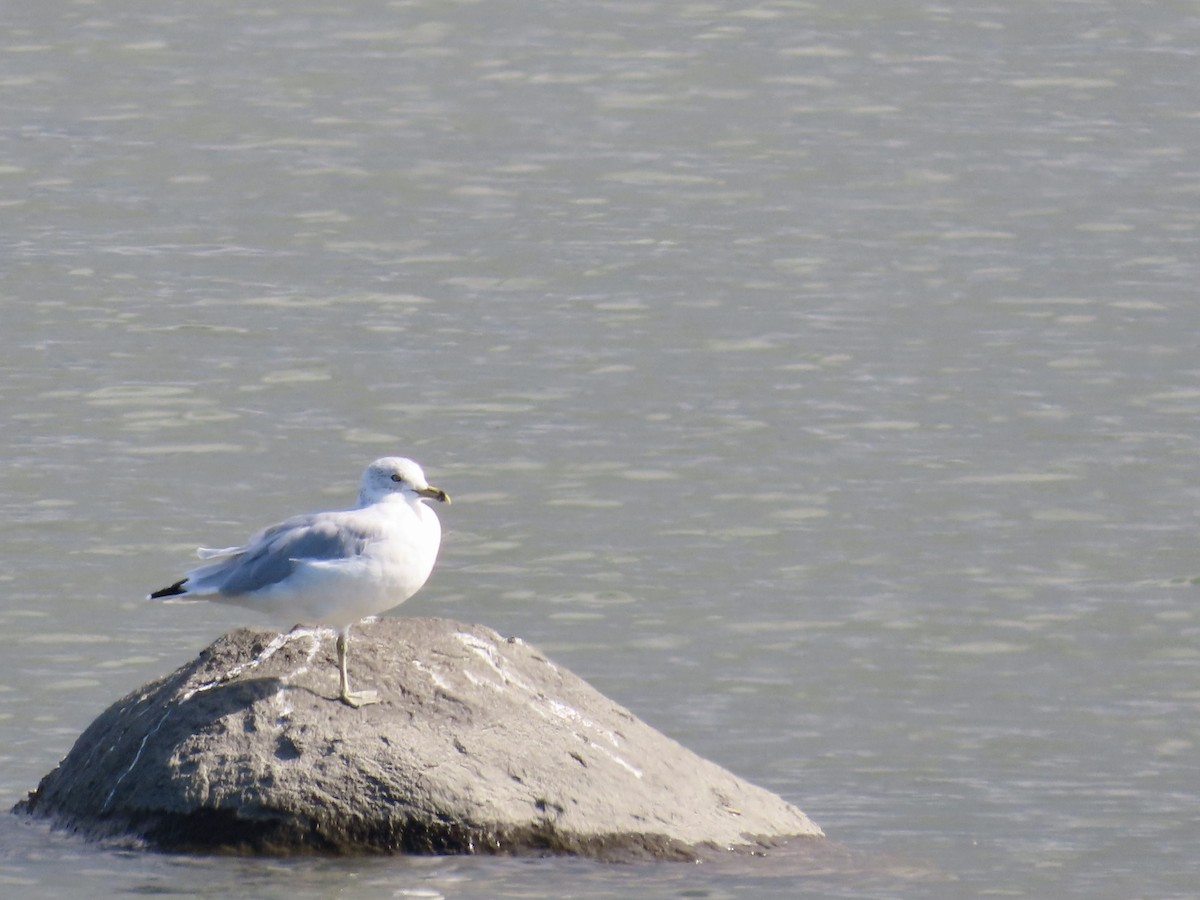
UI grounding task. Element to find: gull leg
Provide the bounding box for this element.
[337,625,379,708]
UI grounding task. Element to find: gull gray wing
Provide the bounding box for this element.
[195,512,382,597]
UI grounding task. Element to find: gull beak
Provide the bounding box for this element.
[418,485,450,505]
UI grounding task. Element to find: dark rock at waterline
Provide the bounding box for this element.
[13,618,823,860]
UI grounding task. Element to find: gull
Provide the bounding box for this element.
[150,457,449,707]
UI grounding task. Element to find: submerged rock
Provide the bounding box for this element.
[14,618,823,859]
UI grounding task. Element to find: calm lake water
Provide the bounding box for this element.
[3,1,1199,897]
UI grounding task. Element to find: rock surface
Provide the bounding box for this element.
[14,617,823,859]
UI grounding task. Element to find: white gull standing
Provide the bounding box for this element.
[150,457,449,707]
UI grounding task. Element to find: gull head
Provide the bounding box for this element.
[358,457,450,507]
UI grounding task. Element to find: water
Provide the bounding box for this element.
[3,1,1199,896]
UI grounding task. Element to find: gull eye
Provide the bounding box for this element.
[390,473,404,483]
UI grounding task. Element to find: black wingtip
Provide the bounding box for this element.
[150,579,188,599]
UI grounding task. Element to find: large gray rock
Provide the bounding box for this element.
[14,618,823,860]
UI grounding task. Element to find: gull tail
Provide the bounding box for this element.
[149,579,189,601]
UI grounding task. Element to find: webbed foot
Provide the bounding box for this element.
[339,688,380,708]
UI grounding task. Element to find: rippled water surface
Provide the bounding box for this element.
[3,2,1199,897]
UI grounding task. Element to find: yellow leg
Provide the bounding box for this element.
[336,626,379,708]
